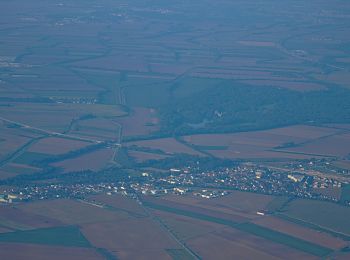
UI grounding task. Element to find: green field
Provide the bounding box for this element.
[0,226,91,247]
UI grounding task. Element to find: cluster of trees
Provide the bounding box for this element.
[158,83,350,135]
[0,168,124,187]
[34,142,106,166]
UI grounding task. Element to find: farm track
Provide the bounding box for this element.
[138,196,200,260]
[0,136,45,168]
[0,116,101,144]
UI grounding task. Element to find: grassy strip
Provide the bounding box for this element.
[166,249,196,260]
[0,225,91,247]
[276,213,350,241]
[143,201,238,227]
[237,223,332,257]
[144,201,333,257]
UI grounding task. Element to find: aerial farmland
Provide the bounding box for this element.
[1,0,350,259]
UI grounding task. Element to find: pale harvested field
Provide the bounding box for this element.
[185,125,337,147]
[143,196,249,223]
[0,163,40,180]
[205,145,314,160]
[0,103,125,133]
[253,216,347,250]
[0,170,15,180]
[319,71,350,87]
[53,148,113,172]
[0,227,12,233]
[0,126,32,159]
[241,79,325,91]
[282,199,350,235]
[282,133,350,157]
[334,253,350,260]
[202,191,275,214]
[114,107,159,137]
[160,192,274,219]
[0,84,35,99]
[184,125,340,159]
[72,54,149,72]
[17,199,128,225]
[0,243,103,260]
[116,250,172,260]
[0,206,63,231]
[28,137,90,155]
[88,194,146,216]
[81,218,180,257]
[192,68,273,78]
[150,62,193,75]
[237,40,276,47]
[127,138,203,156]
[325,124,350,130]
[71,118,119,140]
[187,228,316,260]
[266,125,338,139]
[128,150,169,162]
[153,210,225,241]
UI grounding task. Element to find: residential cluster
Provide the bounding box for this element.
[1,158,348,207]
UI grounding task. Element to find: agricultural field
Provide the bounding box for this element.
[186,228,319,260]
[0,197,191,259]
[81,218,181,259]
[27,137,90,155]
[88,194,147,217]
[0,194,349,259]
[182,125,343,160]
[1,0,350,259]
[0,163,39,180]
[144,194,340,259]
[16,199,129,225]
[278,133,350,157]
[126,138,204,157]
[253,216,347,250]
[158,191,275,218]
[0,226,91,247]
[0,205,63,231]
[0,244,103,260]
[278,199,350,236]
[127,150,169,163]
[52,148,114,172]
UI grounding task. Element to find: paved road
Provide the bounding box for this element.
[0,116,102,144]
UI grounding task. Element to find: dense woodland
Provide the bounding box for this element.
[159,83,350,135]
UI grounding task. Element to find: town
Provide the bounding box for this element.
[2,159,349,207]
